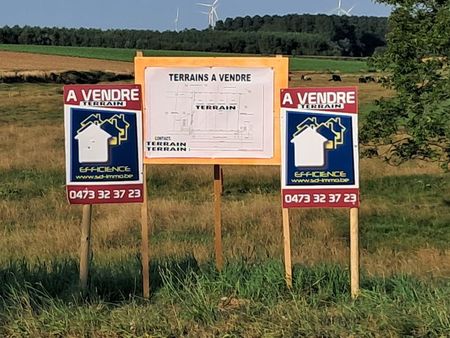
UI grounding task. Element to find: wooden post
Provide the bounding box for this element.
[282,207,292,288]
[214,164,224,271]
[141,165,150,299]
[350,207,360,298]
[136,49,150,299]
[80,204,92,292]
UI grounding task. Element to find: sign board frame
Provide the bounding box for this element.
[280,87,360,208]
[64,84,144,204]
[135,56,288,165]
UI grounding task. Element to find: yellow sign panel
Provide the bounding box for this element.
[135,56,288,165]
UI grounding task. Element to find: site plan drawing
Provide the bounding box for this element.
[144,67,274,159]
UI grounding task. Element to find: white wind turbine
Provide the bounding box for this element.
[330,0,355,16]
[174,7,180,32]
[197,0,219,28]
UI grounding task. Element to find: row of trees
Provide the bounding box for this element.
[0,14,387,56]
[216,14,388,56]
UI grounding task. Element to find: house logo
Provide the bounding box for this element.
[75,113,130,163]
[290,117,346,167]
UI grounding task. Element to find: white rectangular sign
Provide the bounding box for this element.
[144,67,274,159]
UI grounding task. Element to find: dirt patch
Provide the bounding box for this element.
[0,51,133,73]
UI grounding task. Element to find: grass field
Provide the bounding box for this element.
[0,44,370,73]
[0,53,449,336]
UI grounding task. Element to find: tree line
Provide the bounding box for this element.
[0,14,387,57]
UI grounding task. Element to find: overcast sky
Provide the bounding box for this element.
[0,0,392,31]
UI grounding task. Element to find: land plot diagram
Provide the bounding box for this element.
[144,67,274,159]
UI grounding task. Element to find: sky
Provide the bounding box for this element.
[0,0,392,31]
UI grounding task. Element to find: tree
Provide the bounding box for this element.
[362,1,450,167]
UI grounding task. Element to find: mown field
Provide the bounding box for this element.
[0,52,449,337]
[0,44,369,73]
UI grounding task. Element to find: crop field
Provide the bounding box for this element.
[0,51,449,337]
[0,44,369,73]
[0,50,133,73]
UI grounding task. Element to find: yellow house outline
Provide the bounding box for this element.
[293,117,346,150]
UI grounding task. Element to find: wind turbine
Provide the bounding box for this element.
[174,7,179,32]
[197,0,219,28]
[330,0,355,16]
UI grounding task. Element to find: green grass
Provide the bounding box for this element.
[290,56,369,73]
[0,44,369,73]
[360,101,378,119]
[0,168,63,201]
[0,44,243,61]
[361,174,450,250]
[0,259,448,337]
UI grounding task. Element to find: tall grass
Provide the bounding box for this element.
[1,260,449,337]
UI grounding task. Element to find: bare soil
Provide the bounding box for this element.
[0,51,133,73]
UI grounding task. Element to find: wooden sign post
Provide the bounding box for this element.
[214,165,224,271]
[135,51,150,299]
[350,207,360,298]
[282,207,292,288]
[79,204,92,292]
[141,167,150,299]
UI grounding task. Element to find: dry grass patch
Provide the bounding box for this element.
[363,248,450,278]
[0,83,63,124]
[360,158,442,177]
[0,124,64,170]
